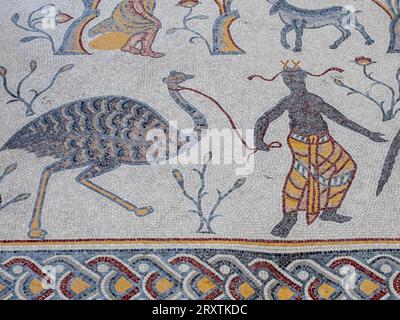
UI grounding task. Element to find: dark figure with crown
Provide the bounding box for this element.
[249,61,387,238]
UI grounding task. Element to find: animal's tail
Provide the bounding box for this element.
[376,127,400,196]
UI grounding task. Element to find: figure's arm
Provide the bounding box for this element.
[254,99,288,151]
[129,0,161,28]
[319,100,386,142]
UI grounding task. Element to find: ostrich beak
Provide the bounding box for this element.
[184,74,195,80]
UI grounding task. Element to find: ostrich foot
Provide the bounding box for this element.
[319,210,352,223]
[121,46,141,55]
[365,39,375,46]
[140,49,165,58]
[132,206,154,217]
[270,213,298,238]
[28,228,48,239]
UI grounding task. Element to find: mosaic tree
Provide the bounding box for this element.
[0,61,74,116]
[169,0,245,55]
[211,0,245,54]
[334,56,400,195]
[0,163,31,212]
[172,152,246,234]
[333,56,400,196]
[11,0,100,55]
[333,56,400,121]
[371,0,400,53]
[57,0,101,54]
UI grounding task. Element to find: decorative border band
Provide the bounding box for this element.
[1,237,400,247]
[0,248,399,300]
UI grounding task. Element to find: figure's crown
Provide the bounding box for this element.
[280,60,301,70]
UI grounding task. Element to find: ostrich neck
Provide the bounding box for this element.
[168,88,209,137]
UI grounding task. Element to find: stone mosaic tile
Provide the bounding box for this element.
[0,0,399,300]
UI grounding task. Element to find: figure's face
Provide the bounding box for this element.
[282,69,307,90]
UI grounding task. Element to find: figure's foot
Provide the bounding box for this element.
[270,213,298,238]
[28,228,48,239]
[133,206,154,217]
[282,43,290,50]
[140,50,165,58]
[329,44,339,49]
[121,46,141,55]
[292,47,301,52]
[365,39,375,46]
[319,210,352,223]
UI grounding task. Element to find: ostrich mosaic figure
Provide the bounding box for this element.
[0,71,207,239]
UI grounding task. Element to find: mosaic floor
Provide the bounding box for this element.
[0,0,400,300]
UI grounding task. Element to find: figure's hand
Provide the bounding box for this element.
[369,132,387,142]
[256,143,270,152]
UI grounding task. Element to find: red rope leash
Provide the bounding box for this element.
[176,86,282,154]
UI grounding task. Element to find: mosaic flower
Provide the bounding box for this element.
[232,178,246,190]
[29,60,37,72]
[333,78,344,87]
[55,12,73,24]
[355,56,373,66]
[0,66,7,77]
[177,0,200,8]
[203,151,212,163]
[172,169,185,188]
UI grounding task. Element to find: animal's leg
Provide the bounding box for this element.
[280,24,294,50]
[76,163,154,217]
[329,24,351,49]
[29,159,77,239]
[354,21,375,45]
[293,21,304,52]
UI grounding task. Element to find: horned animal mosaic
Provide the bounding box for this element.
[0,0,400,300]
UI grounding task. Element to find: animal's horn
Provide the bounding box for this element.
[306,67,344,77]
[247,72,282,82]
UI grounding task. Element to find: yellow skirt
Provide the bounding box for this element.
[283,133,357,225]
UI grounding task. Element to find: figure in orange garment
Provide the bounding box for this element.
[250,62,387,238]
[89,0,165,58]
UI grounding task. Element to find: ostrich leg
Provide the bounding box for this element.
[29,159,78,239]
[76,163,154,217]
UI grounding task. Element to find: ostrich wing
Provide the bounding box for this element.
[377,126,400,196]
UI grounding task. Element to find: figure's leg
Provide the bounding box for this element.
[330,24,351,49]
[76,163,154,217]
[121,32,146,54]
[293,22,304,52]
[29,159,77,239]
[280,24,294,50]
[140,27,165,58]
[353,21,374,45]
[272,163,306,238]
[271,212,298,238]
[319,208,352,223]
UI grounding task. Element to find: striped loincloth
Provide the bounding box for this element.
[283,132,357,225]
